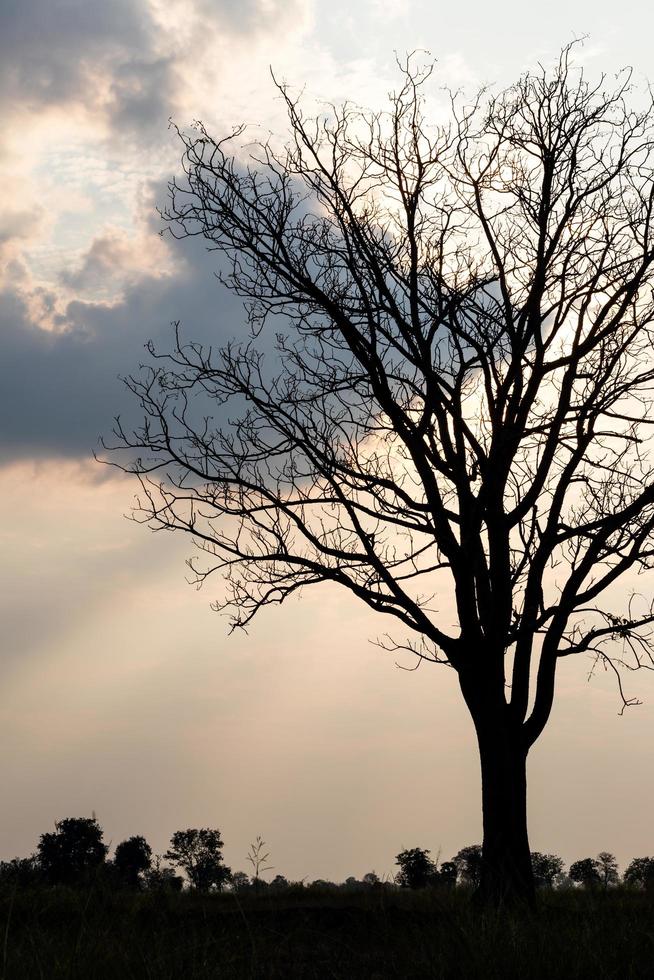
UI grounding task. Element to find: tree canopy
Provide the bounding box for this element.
[165,828,232,892]
[37,817,107,885]
[114,836,153,888]
[395,847,439,889]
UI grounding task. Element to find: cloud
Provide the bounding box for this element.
[109,56,180,138]
[0,0,154,117]
[0,204,46,291]
[194,0,309,35]
[0,207,44,250]
[59,225,171,299]
[0,213,254,463]
[0,0,312,144]
[0,0,396,467]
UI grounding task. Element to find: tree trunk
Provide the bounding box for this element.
[459,668,536,908]
[476,729,534,907]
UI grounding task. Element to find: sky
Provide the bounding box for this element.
[2,0,654,883]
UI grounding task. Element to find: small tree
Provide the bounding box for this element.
[37,816,108,885]
[569,857,602,889]
[452,846,483,888]
[531,852,565,888]
[596,851,620,890]
[395,847,438,889]
[624,856,654,890]
[165,828,232,892]
[362,871,381,887]
[114,835,153,889]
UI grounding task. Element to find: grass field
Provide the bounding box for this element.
[2,884,654,979]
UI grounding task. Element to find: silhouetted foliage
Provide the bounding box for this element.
[596,852,620,890]
[114,836,152,889]
[108,45,654,905]
[439,861,458,888]
[165,828,231,892]
[452,846,484,888]
[143,856,184,892]
[309,879,336,890]
[531,852,565,888]
[569,858,602,889]
[37,817,108,885]
[2,811,654,905]
[624,856,654,891]
[230,871,251,892]
[395,848,438,889]
[0,856,42,888]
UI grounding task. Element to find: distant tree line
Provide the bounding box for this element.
[1,816,653,895]
[394,846,654,892]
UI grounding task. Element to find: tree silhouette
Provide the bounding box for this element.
[438,861,458,888]
[230,870,251,891]
[165,828,232,892]
[395,847,438,889]
[530,852,564,888]
[114,835,152,889]
[452,845,483,888]
[624,856,654,890]
[596,851,620,889]
[109,44,654,904]
[143,855,184,892]
[37,817,107,885]
[0,857,41,888]
[569,857,602,889]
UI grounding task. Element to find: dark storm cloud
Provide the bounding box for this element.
[0,232,251,463]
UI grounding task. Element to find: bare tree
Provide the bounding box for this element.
[107,44,654,904]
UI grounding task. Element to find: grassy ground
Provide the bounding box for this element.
[1,884,653,979]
